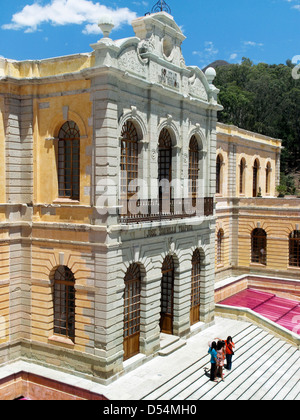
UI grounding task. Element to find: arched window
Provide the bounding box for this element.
[253,159,259,197]
[120,121,139,200]
[123,263,141,360]
[216,154,223,195]
[266,162,271,195]
[239,158,246,195]
[289,230,300,267]
[160,255,174,334]
[189,136,199,206]
[217,229,224,266]
[190,249,202,326]
[58,121,80,200]
[251,228,267,265]
[53,266,76,341]
[158,129,172,210]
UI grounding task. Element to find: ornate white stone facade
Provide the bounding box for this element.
[0,11,221,383]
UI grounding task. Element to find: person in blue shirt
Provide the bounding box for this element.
[208,341,218,382]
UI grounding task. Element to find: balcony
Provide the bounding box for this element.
[119,197,214,224]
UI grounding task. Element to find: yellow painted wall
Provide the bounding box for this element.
[33,81,92,209]
[216,123,281,198]
[31,230,94,353]
[216,198,300,282]
[0,54,94,79]
[0,96,6,204]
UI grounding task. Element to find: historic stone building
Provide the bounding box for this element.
[215,123,300,302]
[0,10,299,398]
[0,11,221,386]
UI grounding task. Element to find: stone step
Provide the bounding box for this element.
[142,324,300,401]
[145,324,259,400]
[103,318,299,401]
[158,334,186,356]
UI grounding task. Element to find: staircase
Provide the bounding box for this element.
[141,323,300,400]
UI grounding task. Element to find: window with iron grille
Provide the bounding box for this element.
[53,266,76,341]
[217,229,224,265]
[120,121,139,199]
[289,230,300,267]
[253,159,259,197]
[239,159,246,195]
[158,129,172,210]
[189,136,199,205]
[58,121,80,200]
[251,228,267,265]
[216,154,222,194]
[266,162,271,194]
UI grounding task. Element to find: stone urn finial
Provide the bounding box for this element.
[98,16,114,38]
[205,67,217,84]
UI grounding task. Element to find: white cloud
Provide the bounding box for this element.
[2,0,137,34]
[229,53,238,60]
[244,41,264,47]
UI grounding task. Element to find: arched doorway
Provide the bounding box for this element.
[190,249,202,326]
[123,263,141,361]
[160,255,175,334]
[158,128,172,212]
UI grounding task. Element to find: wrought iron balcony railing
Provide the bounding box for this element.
[119,197,214,224]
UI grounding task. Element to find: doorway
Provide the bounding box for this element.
[160,255,174,334]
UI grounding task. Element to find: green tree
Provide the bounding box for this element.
[214,58,300,174]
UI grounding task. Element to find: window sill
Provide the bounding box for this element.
[288,266,300,270]
[48,335,75,347]
[53,198,80,205]
[250,263,267,268]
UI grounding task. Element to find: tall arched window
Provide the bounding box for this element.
[158,129,172,210]
[123,263,141,360]
[266,162,271,195]
[120,121,139,199]
[58,121,80,200]
[289,230,300,267]
[216,154,223,195]
[190,249,202,326]
[160,255,174,334]
[251,228,267,265]
[217,229,224,266]
[53,266,76,341]
[239,158,246,195]
[189,136,199,206]
[253,159,259,197]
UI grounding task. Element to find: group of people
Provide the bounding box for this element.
[208,336,235,382]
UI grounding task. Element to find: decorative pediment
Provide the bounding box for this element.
[118,44,146,77]
[188,67,209,101]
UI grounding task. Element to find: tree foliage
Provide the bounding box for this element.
[214,58,300,174]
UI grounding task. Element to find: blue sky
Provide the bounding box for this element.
[0,0,299,68]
